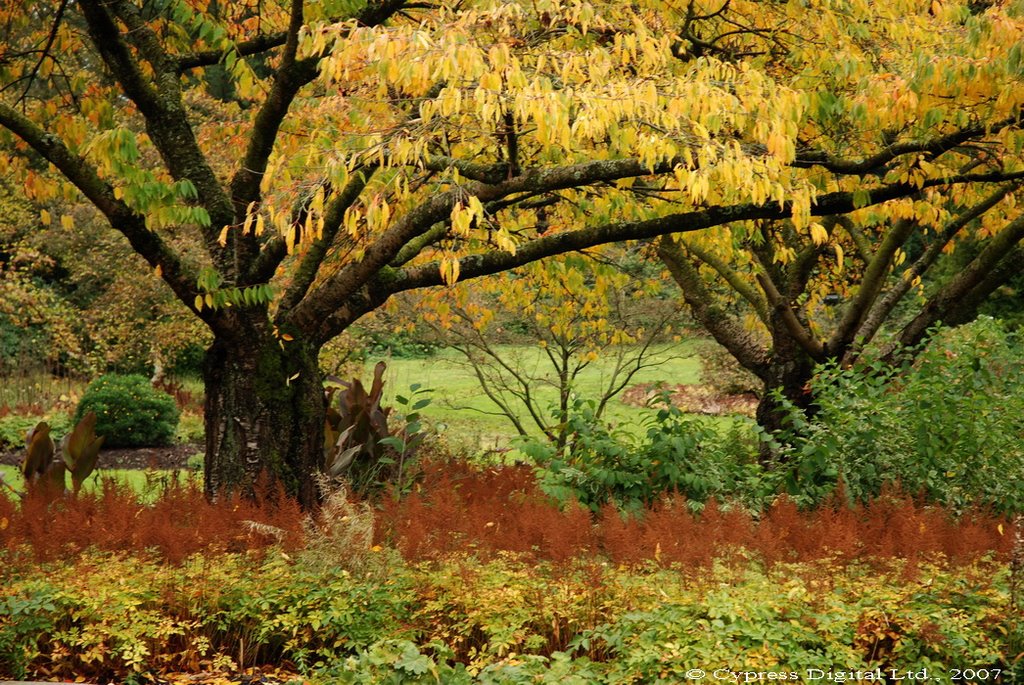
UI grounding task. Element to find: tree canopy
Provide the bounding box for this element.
[2,0,1022,504]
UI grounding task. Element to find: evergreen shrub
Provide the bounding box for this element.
[74,374,179,447]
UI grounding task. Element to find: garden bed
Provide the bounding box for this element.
[0,443,201,471]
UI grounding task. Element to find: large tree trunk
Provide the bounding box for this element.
[203,317,325,509]
[752,317,821,465]
[755,357,817,441]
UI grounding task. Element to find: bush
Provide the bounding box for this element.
[768,317,1024,512]
[74,374,179,448]
[520,398,762,514]
[360,328,443,359]
[7,551,1010,682]
[698,340,762,396]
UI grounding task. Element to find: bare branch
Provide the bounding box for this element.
[659,236,770,376]
[14,0,68,106]
[682,237,770,324]
[826,217,917,356]
[849,182,1020,362]
[756,271,824,360]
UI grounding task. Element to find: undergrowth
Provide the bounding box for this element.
[0,477,303,564]
[375,460,1013,567]
[0,461,1018,682]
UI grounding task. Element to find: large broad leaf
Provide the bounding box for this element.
[22,422,54,479]
[61,411,105,493]
[368,361,386,404]
[61,411,95,464]
[327,444,361,476]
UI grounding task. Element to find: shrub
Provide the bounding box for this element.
[360,328,443,359]
[698,340,762,396]
[768,317,1024,512]
[521,398,761,514]
[74,374,179,447]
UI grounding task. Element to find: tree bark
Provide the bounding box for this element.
[754,352,817,442]
[202,318,324,508]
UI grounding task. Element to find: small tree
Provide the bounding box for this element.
[420,252,684,450]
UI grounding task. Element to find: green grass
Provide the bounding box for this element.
[0,464,199,503]
[368,340,748,451]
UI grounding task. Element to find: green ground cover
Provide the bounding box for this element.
[1,548,1016,683]
[0,464,198,502]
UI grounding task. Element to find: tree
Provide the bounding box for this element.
[417,251,683,451]
[658,181,1023,441]
[1,0,1022,505]
[651,2,1024,440]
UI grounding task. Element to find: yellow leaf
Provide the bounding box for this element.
[809,222,828,245]
[194,295,204,310]
[154,264,163,278]
[61,214,75,230]
[218,226,230,246]
[40,209,51,225]
[281,333,294,341]
[998,523,1004,536]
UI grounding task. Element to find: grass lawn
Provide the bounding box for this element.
[368,340,750,452]
[0,464,199,502]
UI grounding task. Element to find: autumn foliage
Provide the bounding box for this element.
[0,477,303,564]
[0,460,1011,568]
[374,460,1012,567]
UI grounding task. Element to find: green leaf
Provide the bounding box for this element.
[852,188,870,208]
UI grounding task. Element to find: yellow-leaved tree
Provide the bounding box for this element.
[1,0,1021,504]
[653,0,1024,442]
[415,250,681,451]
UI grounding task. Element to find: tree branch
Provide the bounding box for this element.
[78,0,233,250]
[287,155,686,335]
[275,165,378,312]
[0,103,205,323]
[827,217,917,356]
[756,271,825,360]
[174,0,412,73]
[849,182,1019,362]
[14,0,69,106]
[681,237,770,324]
[794,114,1022,175]
[658,236,771,376]
[785,216,838,300]
[384,170,1024,293]
[176,31,290,73]
[896,211,1024,351]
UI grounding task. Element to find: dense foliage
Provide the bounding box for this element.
[74,374,180,448]
[0,549,1016,682]
[520,399,759,513]
[514,318,1024,515]
[3,0,1022,502]
[769,318,1024,512]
